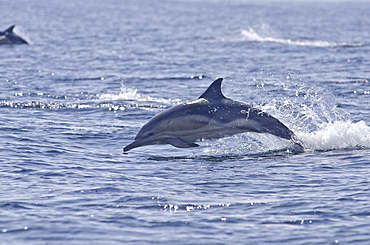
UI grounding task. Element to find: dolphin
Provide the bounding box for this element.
[124,78,299,152]
[0,25,28,44]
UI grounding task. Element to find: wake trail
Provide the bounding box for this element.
[239,28,364,47]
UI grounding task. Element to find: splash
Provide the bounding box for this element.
[12,25,31,44]
[240,28,363,47]
[297,120,370,151]
[204,120,370,156]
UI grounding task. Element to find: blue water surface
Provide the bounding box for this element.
[1,0,370,244]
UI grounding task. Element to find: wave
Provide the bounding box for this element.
[98,75,206,104]
[240,28,364,47]
[1,90,171,111]
[6,83,183,110]
[97,86,181,104]
[13,88,179,104]
[0,100,168,111]
[7,75,208,112]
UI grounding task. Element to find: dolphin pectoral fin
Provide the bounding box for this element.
[290,142,304,153]
[166,138,199,148]
[290,135,304,153]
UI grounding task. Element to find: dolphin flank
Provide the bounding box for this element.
[0,25,28,45]
[124,78,299,152]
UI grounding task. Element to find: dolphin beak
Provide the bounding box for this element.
[124,135,157,152]
[123,140,141,152]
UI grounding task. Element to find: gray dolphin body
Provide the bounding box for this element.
[0,25,28,44]
[124,78,297,152]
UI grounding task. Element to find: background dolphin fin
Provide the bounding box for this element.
[4,25,16,33]
[198,78,226,100]
[166,138,199,148]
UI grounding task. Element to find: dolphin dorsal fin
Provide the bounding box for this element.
[4,25,16,33]
[198,78,226,100]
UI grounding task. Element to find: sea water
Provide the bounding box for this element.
[1,0,370,244]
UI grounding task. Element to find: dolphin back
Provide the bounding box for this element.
[0,25,28,44]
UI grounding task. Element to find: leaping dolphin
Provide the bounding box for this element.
[124,78,299,152]
[0,25,28,44]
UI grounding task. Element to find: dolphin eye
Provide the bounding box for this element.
[147,132,154,137]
